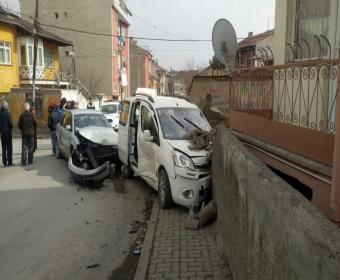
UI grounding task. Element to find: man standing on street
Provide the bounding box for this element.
[18,103,37,165]
[47,105,59,155]
[0,100,13,167]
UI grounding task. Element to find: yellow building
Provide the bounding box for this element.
[0,7,72,125]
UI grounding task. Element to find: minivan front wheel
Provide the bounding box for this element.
[158,169,174,209]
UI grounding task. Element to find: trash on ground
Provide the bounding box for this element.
[87,263,100,269]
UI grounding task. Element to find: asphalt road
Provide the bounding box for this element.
[0,139,152,280]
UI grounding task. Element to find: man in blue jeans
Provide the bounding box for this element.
[47,105,59,155]
[18,103,37,165]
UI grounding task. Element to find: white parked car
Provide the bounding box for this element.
[100,102,121,130]
[56,109,119,184]
[118,95,212,209]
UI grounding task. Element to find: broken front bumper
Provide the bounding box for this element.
[68,157,110,184]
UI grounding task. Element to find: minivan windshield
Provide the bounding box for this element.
[157,108,210,140]
[101,104,119,114]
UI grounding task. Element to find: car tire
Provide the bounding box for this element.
[56,141,63,159]
[122,164,134,178]
[158,168,174,209]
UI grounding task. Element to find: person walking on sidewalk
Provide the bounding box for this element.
[47,105,59,155]
[18,103,37,165]
[0,100,13,167]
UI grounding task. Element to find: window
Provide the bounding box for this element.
[119,101,130,126]
[0,42,12,65]
[26,45,43,66]
[37,47,43,67]
[44,48,54,68]
[287,0,339,59]
[20,45,26,65]
[141,106,157,137]
[27,45,33,66]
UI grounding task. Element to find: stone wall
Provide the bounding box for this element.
[213,125,340,280]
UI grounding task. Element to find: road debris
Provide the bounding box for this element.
[86,263,100,269]
[129,221,140,234]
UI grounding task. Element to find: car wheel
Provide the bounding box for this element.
[122,164,134,178]
[56,141,63,159]
[158,168,174,209]
[114,159,123,173]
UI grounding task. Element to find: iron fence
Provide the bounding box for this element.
[230,60,339,134]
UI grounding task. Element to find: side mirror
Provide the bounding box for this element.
[65,124,72,131]
[142,130,153,142]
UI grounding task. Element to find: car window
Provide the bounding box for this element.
[74,114,110,129]
[130,102,140,125]
[101,104,118,114]
[63,112,72,127]
[119,101,130,126]
[157,108,210,140]
[141,106,158,137]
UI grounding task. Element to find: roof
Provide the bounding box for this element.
[132,95,198,109]
[238,29,274,49]
[0,7,73,46]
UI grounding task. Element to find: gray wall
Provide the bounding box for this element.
[20,0,113,95]
[213,125,340,280]
[130,41,146,96]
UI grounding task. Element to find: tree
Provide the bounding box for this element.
[183,57,197,71]
[209,55,225,70]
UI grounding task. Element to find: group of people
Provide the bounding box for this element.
[0,100,37,167]
[0,96,92,167]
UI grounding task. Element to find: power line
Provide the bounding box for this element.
[133,14,191,40]
[39,22,212,42]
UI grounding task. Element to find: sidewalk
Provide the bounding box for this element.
[145,205,233,280]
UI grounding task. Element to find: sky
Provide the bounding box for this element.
[1,0,276,71]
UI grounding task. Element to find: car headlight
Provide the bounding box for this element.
[171,150,195,170]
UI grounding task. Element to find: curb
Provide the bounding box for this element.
[134,199,159,280]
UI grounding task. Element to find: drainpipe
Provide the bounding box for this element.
[330,75,340,222]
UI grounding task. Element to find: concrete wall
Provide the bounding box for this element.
[273,0,288,65]
[213,125,340,280]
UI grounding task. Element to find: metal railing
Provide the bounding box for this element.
[230,36,340,134]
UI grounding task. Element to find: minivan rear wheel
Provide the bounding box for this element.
[158,169,174,209]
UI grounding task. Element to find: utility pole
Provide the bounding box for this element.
[32,0,39,104]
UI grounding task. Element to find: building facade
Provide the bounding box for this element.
[237,30,274,67]
[20,0,132,98]
[0,7,72,125]
[274,0,340,64]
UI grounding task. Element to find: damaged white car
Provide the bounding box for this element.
[56,109,119,184]
[118,94,212,209]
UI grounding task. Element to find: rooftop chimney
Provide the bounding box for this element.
[248,32,253,37]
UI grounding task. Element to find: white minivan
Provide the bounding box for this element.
[118,94,212,209]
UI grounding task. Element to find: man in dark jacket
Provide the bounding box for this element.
[18,103,37,165]
[0,100,13,167]
[47,105,59,155]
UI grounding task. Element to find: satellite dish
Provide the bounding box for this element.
[212,18,238,72]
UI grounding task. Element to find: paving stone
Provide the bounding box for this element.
[146,207,232,280]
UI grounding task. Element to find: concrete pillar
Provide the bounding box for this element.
[273,0,288,65]
[330,74,340,222]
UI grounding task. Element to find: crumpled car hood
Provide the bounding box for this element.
[167,140,208,157]
[77,126,118,145]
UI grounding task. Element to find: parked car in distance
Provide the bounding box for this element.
[56,109,119,184]
[118,94,212,209]
[101,102,121,131]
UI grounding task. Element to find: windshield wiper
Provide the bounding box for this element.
[170,115,185,128]
[183,117,203,131]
